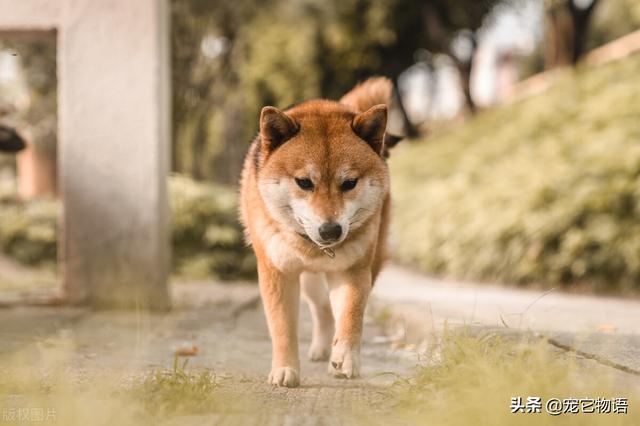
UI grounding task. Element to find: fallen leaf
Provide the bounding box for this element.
[175,343,199,356]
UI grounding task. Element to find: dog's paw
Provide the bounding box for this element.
[328,343,360,379]
[308,339,331,362]
[268,366,300,388]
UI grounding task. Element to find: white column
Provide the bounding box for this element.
[58,0,171,309]
[0,0,60,30]
[0,0,171,310]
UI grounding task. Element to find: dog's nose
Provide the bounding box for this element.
[319,222,342,242]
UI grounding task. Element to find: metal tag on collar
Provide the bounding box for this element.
[322,248,336,258]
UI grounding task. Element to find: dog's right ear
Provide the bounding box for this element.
[352,104,387,156]
[260,106,299,153]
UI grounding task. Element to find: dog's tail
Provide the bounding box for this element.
[339,77,393,113]
[340,77,403,158]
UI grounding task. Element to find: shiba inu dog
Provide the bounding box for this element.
[240,77,397,387]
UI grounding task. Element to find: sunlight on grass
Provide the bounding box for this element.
[389,330,639,425]
[390,53,640,293]
[0,330,637,425]
[135,355,223,418]
[0,336,241,425]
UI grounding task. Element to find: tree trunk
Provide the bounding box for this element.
[569,0,600,64]
[191,114,206,180]
[212,95,247,184]
[545,5,574,69]
[455,59,476,114]
[392,78,419,139]
[545,0,600,69]
[450,35,478,115]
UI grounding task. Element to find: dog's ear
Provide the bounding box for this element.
[352,104,387,156]
[260,106,299,153]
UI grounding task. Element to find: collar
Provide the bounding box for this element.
[296,232,336,258]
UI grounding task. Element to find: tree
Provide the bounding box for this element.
[544,0,600,69]
[0,34,57,196]
[171,0,269,183]
[170,0,508,183]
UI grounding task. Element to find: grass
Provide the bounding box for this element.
[389,53,640,293]
[388,330,639,425]
[130,356,224,419]
[1,328,637,425]
[0,336,241,425]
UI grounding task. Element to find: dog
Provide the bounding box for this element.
[240,77,398,387]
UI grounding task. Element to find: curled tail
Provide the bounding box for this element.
[339,77,393,113]
[340,77,403,158]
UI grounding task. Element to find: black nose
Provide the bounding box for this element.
[319,222,342,242]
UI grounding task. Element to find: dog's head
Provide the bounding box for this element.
[256,78,396,248]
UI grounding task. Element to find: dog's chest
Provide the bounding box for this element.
[262,227,375,273]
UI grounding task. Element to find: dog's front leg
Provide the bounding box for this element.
[258,261,301,387]
[327,268,371,379]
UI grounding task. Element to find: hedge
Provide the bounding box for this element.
[389,53,640,293]
[0,176,256,281]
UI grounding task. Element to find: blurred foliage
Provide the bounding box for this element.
[390,53,640,293]
[524,0,640,77]
[0,190,57,268]
[588,0,640,49]
[171,0,505,182]
[0,35,57,155]
[0,176,256,281]
[389,330,640,425]
[543,0,601,68]
[170,175,256,281]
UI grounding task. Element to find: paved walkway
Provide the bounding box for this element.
[374,265,640,375]
[0,281,416,424]
[1,264,639,422]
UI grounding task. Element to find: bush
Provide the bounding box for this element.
[389,54,640,293]
[0,176,256,281]
[0,191,58,268]
[169,175,256,281]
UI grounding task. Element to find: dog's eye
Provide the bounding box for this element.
[295,178,314,191]
[340,178,358,192]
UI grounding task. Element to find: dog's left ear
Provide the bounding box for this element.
[260,106,299,153]
[352,104,387,156]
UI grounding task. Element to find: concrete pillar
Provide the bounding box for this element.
[0,0,171,310]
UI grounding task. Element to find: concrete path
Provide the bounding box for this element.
[374,265,640,374]
[0,281,417,424]
[1,264,639,423]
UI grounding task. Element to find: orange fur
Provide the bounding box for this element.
[339,77,393,113]
[239,77,394,387]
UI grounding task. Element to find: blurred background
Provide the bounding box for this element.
[1,0,639,294]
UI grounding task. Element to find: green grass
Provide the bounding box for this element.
[0,337,241,425]
[389,53,640,293]
[1,330,636,425]
[389,330,639,425]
